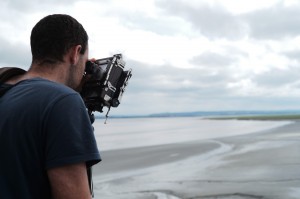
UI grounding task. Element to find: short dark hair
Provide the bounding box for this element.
[30,14,88,64]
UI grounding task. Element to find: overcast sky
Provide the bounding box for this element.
[1,0,300,115]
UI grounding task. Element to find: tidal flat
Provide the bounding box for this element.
[92,117,300,199]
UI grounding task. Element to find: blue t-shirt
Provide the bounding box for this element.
[0,78,101,199]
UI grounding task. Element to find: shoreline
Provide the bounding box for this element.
[206,115,300,121]
[92,119,300,199]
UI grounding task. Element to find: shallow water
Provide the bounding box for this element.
[92,117,291,151]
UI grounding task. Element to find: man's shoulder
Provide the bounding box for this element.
[1,78,84,112]
[11,78,81,105]
[22,78,76,95]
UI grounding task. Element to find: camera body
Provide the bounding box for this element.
[80,54,132,114]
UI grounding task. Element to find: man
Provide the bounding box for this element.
[0,14,101,199]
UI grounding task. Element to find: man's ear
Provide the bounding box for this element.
[69,45,82,65]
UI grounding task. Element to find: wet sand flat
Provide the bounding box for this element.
[92,119,300,199]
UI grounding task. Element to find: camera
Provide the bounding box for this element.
[80,54,132,117]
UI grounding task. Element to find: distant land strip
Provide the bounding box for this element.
[208,114,300,121]
[96,110,300,120]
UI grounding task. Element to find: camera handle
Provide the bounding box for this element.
[104,106,111,124]
[87,107,111,124]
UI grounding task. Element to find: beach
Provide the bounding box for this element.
[91,117,300,199]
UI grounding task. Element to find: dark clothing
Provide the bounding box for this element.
[0,78,101,199]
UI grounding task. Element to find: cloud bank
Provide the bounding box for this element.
[1,0,300,115]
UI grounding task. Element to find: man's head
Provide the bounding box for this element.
[30,14,88,65]
[30,14,89,89]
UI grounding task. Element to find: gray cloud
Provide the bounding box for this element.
[253,67,300,88]
[153,0,300,41]
[242,2,300,39]
[0,37,31,69]
[127,59,233,99]
[155,0,248,40]
[111,11,187,36]
[190,51,237,68]
[1,0,76,13]
[282,49,300,62]
[117,59,239,114]
[101,0,249,39]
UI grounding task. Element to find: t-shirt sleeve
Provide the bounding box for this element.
[44,93,101,169]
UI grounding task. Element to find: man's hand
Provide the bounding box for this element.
[75,58,96,92]
[47,163,91,199]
